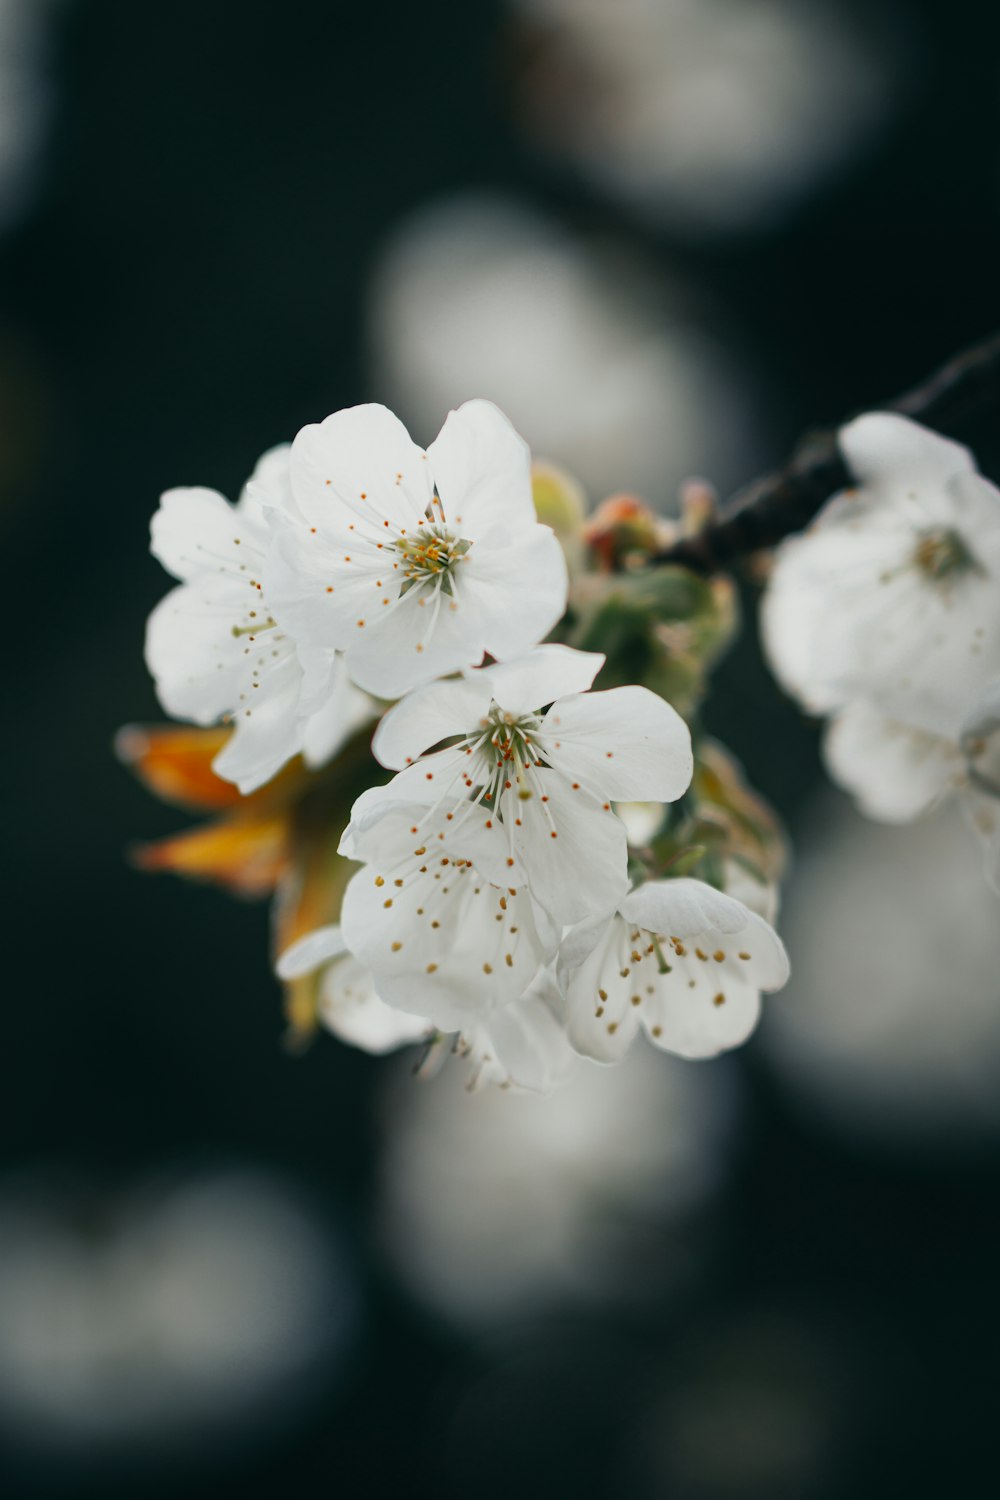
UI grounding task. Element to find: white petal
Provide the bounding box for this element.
[620,878,754,938]
[289,403,433,530]
[962,788,1000,899]
[496,776,630,928]
[542,685,693,802]
[150,486,268,582]
[240,443,293,514]
[560,914,644,1064]
[371,644,605,770]
[301,659,375,770]
[265,519,384,655]
[276,925,347,980]
[342,578,486,699]
[320,957,433,1054]
[460,526,569,662]
[470,645,605,717]
[839,412,975,500]
[426,399,536,542]
[372,675,494,770]
[823,702,961,823]
[340,859,551,1033]
[460,972,577,1092]
[211,664,304,794]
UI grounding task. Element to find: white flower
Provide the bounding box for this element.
[366,644,694,929]
[762,413,1000,739]
[264,399,568,699]
[275,926,574,1091]
[145,446,372,793]
[338,785,560,1034]
[816,688,1000,902]
[275,926,433,1055]
[559,878,789,1064]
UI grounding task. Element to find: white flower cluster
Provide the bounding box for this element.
[763,413,1000,894]
[147,399,789,1089]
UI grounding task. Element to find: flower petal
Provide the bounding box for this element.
[839,412,974,502]
[426,399,536,541]
[542,685,693,802]
[371,645,605,770]
[150,486,268,582]
[289,403,432,530]
[563,879,788,1065]
[491,776,629,928]
[458,525,569,662]
[823,702,961,823]
[340,858,551,1033]
[276,924,347,979]
[301,658,375,770]
[460,972,577,1092]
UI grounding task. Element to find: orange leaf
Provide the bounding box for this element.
[132,814,290,897]
[116,724,243,812]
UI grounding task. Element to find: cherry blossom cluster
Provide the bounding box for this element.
[762,413,1000,893]
[144,399,789,1090]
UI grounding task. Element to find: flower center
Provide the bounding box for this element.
[914,527,975,580]
[465,705,548,818]
[394,524,472,597]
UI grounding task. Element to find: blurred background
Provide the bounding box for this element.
[5,0,1000,1494]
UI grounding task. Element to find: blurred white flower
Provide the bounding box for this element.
[0,1168,356,1462]
[508,0,895,235]
[377,1043,740,1327]
[368,195,758,504]
[760,794,1000,1145]
[762,414,1000,894]
[763,415,1000,741]
[560,878,788,1064]
[266,400,567,700]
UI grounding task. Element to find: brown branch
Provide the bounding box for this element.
[653,330,1000,572]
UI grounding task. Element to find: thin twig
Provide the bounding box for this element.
[653,330,1000,572]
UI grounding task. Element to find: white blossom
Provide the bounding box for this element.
[762,413,1000,899]
[145,446,371,793]
[264,399,568,700]
[366,644,694,929]
[762,413,1000,740]
[275,926,574,1092]
[559,878,789,1064]
[337,785,560,1036]
[275,926,433,1055]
